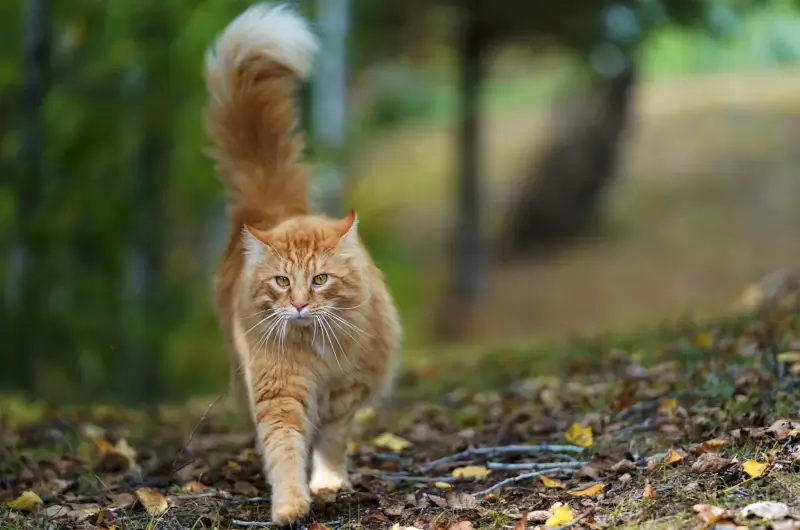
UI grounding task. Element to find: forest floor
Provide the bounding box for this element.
[2,298,800,529]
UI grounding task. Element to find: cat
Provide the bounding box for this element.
[203,3,401,525]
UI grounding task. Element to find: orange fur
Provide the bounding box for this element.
[203,4,401,525]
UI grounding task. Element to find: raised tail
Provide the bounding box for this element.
[204,3,318,229]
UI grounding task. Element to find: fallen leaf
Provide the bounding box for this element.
[434,481,452,490]
[180,481,209,493]
[426,494,448,508]
[5,491,43,512]
[96,438,138,473]
[445,490,479,509]
[372,432,412,452]
[776,351,800,364]
[692,452,732,474]
[545,505,574,527]
[451,465,490,480]
[540,475,566,489]
[659,398,679,414]
[569,483,605,497]
[446,521,474,530]
[741,501,790,520]
[564,423,593,448]
[643,483,657,499]
[663,447,685,465]
[307,523,333,530]
[528,510,553,523]
[692,332,713,348]
[743,459,768,478]
[693,504,727,525]
[766,419,797,441]
[391,525,423,530]
[135,487,168,516]
[610,459,636,473]
[695,438,728,453]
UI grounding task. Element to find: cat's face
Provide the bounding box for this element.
[243,211,364,330]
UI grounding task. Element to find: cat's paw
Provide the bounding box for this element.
[310,469,351,495]
[271,489,311,526]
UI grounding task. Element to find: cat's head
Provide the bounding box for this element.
[241,210,366,327]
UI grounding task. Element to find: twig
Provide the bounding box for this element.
[171,393,226,472]
[361,471,458,483]
[422,444,585,472]
[232,520,274,528]
[474,468,569,497]
[486,461,587,471]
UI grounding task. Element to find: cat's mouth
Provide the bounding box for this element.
[288,314,314,327]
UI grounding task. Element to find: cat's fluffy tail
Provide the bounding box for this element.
[204,3,317,228]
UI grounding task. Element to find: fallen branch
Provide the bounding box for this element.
[551,510,593,529]
[362,471,458,483]
[486,461,587,471]
[232,520,273,528]
[422,444,585,472]
[474,468,566,497]
[171,393,226,472]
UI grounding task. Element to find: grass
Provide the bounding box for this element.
[1,300,798,529]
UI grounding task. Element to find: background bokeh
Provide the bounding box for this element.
[2,0,799,405]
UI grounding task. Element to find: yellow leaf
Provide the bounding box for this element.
[693,503,727,525]
[545,505,574,527]
[5,491,43,511]
[701,439,728,451]
[434,482,452,490]
[692,332,712,349]
[540,475,566,489]
[564,423,593,448]
[452,465,490,480]
[135,487,168,516]
[743,459,768,478]
[659,398,678,414]
[569,483,606,497]
[346,441,358,453]
[643,483,657,499]
[777,352,800,364]
[372,432,412,452]
[664,447,685,465]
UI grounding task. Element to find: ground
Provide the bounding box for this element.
[2,295,799,529]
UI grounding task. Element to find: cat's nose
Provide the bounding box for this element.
[292,301,308,312]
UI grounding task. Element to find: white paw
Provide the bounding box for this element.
[309,468,351,495]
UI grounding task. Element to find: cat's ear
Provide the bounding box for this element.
[335,209,359,256]
[242,225,267,267]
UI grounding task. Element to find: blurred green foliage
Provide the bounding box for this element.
[2,0,799,405]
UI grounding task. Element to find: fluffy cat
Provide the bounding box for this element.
[203,3,401,525]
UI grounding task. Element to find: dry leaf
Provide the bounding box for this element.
[659,398,678,414]
[5,491,43,512]
[528,510,553,523]
[643,483,657,499]
[540,475,566,489]
[181,481,209,493]
[743,459,768,478]
[545,505,575,527]
[564,423,593,448]
[391,525,423,530]
[96,438,138,473]
[663,447,685,465]
[696,438,728,453]
[569,483,605,497]
[135,487,168,516]
[692,452,731,474]
[452,465,490,480]
[693,504,727,525]
[372,432,412,452]
[446,521,474,530]
[692,332,713,348]
[445,490,479,509]
[766,419,798,441]
[308,523,333,530]
[741,501,790,520]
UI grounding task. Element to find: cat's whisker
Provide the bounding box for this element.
[317,316,347,375]
[243,310,282,337]
[317,309,374,339]
[320,315,352,371]
[323,314,366,353]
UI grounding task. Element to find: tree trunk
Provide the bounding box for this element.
[12,0,51,394]
[433,4,487,340]
[499,63,637,260]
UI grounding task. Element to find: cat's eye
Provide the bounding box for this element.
[274,276,290,288]
[312,274,328,286]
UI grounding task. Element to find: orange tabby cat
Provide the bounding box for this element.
[203,3,401,525]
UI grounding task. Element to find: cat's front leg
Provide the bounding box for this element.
[310,384,368,495]
[252,372,316,525]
